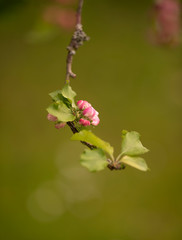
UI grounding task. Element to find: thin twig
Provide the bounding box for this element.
[67,122,96,150]
[65,0,89,83]
[76,0,83,25]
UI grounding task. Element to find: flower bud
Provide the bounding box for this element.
[47,113,58,122]
[82,106,96,119]
[91,115,100,126]
[79,118,90,126]
[77,100,91,110]
[55,122,66,129]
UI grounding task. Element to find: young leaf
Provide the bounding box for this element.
[121,131,149,156]
[80,148,108,172]
[121,156,149,171]
[47,102,75,122]
[49,90,71,108]
[49,90,62,101]
[61,84,76,107]
[71,130,114,158]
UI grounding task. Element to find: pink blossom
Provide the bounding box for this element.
[79,118,90,126]
[55,122,66,129]
[47,113,58,122]
[91,115,100,126]
[77,100,91,110]
[82,106,96,119]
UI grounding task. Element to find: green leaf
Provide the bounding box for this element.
[80,148,108,172]
[121,131,149,156]
[49,90,71,108]
[121,156,149,171]
[49,90,62,101]
[49,84,76,107]
[71,130,114,158]
[61,84,76,107]
[47,102,75,122]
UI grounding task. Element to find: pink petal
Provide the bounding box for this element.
[77,100,91,110]
[79,118,90,126]
[95,110,99,116]
[77,100,84,109]
[82,106,96,119]
[82,101,91,109]
[91,115,100,126]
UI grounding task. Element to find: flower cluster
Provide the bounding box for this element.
[77,100,100,126]
[47,113,66,129]
[47,99,100,129]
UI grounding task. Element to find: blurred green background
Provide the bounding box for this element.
[1,0,182,239]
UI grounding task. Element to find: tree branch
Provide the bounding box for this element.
[66,0,94,150]
[65,0,124,171]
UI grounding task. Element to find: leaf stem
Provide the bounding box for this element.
[116,152,123,162]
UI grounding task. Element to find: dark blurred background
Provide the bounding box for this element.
[0,0,182,239]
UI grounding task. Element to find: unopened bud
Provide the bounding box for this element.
[82,106,96,119]
[55,122,66,129]
[77,100,91,110]
[79,118,90,126]
[91,115,100,126]
[47,113,58,122]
